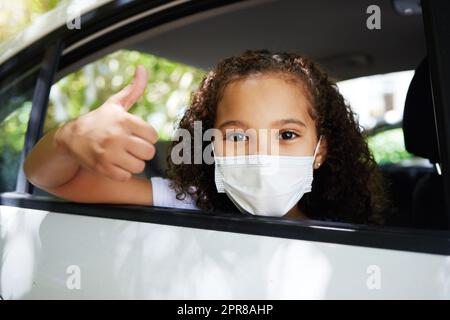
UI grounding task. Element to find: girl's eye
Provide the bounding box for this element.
[225,132,248,142]
[279,131,299,140]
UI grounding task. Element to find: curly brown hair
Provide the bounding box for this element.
[166,49,388,224]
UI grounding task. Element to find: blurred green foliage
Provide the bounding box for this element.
[45,50,205,140]
[367,127,414,165]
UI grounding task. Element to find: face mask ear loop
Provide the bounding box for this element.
[211,141,217,158]
[211,141,222,163]
[312,135,322,162]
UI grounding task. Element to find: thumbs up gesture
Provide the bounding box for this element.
[54,65,158,181]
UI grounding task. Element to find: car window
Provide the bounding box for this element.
[0,67,39,193]
[337,71,428,166]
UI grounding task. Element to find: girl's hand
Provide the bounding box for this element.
[54,65,158,181]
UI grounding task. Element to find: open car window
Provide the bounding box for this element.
[0,0,449,251]
[27,0,441,229]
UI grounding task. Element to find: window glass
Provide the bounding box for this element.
[0,67,38,192]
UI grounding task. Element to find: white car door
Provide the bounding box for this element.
[2,203,450,299]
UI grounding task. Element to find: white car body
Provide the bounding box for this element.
[2,205,450,299]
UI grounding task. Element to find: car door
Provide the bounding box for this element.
[1,0,450,299]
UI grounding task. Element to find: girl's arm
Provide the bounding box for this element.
[23,66,157,205]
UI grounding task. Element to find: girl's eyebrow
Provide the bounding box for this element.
[271,118,307,128]
[217,120,249,129]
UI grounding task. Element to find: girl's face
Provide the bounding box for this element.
[213,73,326,163]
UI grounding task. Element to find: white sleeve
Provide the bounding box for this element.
[150,177,199,210]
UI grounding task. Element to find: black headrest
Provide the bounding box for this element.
[402,59,440,163]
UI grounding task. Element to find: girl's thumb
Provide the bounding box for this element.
[107,65,148,111]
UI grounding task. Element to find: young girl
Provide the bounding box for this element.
[24,50,387,224]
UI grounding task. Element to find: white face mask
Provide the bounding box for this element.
[213,136,322,217]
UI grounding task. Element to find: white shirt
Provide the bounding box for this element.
[150,177,199,210]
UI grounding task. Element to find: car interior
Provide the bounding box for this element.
[32,0,445,230]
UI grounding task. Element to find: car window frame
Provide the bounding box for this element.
[14,40,62,194]
[1,0,450,256]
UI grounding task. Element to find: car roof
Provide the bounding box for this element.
[0,0,426,81]
[130,0,426,80]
